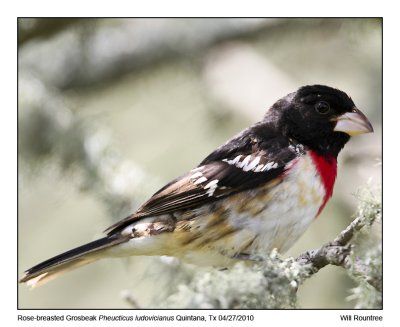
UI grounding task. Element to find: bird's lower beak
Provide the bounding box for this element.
[332,108,374,136]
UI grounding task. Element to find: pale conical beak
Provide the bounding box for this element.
[333,108,374,136]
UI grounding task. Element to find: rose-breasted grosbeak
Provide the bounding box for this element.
[20,85,373,288]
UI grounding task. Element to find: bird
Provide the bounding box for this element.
[19,85,374,288]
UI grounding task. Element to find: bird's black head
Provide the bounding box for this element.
[267,85,373,157]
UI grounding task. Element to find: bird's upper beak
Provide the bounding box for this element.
[332,108,374,136]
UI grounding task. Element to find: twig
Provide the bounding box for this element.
[296,213,381,292]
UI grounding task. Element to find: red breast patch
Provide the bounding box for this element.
[309,150,337,216]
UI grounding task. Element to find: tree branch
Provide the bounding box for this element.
[296,194,382,292]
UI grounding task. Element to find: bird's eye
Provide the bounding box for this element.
[315,101,330,114]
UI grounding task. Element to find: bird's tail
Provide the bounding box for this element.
[19,235,128,288]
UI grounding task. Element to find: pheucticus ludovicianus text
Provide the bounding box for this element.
[20,85,373,288]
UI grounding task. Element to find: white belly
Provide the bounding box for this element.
[239,155,324,254]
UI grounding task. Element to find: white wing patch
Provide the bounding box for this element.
[194,176,208,185]
[189,168,219,197]
[262,162,278,171]
[223,155,277,173]
[190,169,208,185]
[190,172,203,180]
[237,155,251,169]
[224,155,242,166]
[243,156,260,171]
[204,179,219,197]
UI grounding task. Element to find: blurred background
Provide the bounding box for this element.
[18,18,382,309]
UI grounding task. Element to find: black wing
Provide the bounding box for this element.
[105,126,302,235]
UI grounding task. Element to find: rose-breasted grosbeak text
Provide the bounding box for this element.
[20,85,374,288]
